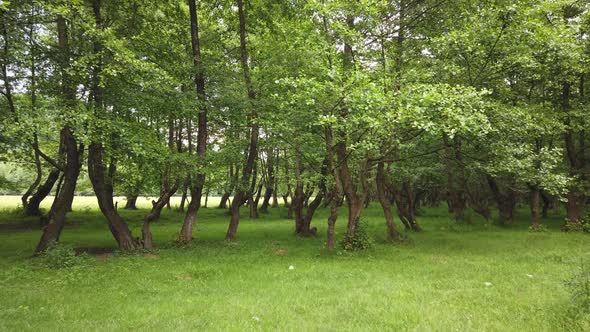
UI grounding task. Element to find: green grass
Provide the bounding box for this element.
[0,197,588,331]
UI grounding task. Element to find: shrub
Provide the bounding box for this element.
[529,224,549,232]
[41,241,84,269]
[564,215,590,233]
[341,219,374,251]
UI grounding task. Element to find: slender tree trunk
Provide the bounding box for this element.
[35,128,81,253]
[376,162,400,240]
[563,81,586,225]
[260,148,274,213]
[87,0,138,251]
[251,182,262,218]
[142,181,178,249]
[530,187,540,230]
[179,0,208,243]
[540,190,551,219]
[34,15,82,253]
[24,169,59,216]
[325,127,341,250]
[225,0,259,241]
[219,192,230,209]
[445,135,467,222]
[179,179,188,212]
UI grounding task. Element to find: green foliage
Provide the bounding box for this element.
[40,241,85,269]
[341,219,374,251]
[528,224,549,232]
[564,215,590,233]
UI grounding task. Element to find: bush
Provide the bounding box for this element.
[564,215,590,233]
[341,219,374,251]
[529,224,549,232]
[41,241,84,269]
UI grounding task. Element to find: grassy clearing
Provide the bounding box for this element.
[0,198,588,331]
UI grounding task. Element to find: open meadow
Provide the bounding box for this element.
[0,196,589,331]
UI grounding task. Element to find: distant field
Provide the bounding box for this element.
[0,195,223,211]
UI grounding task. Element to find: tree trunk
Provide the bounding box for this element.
[34,15,81,254]
[487,175,517,226]
[88,144,138,250]
[219,192,230,209]
[445,135,467,222]
[22,136,43,211]
[25,169,60,216]
[562,80,586,225]
[224,0,258,241]
[325,127,342,250]
[376,162,400,240]
[35,128,81,253]
[87,0,138,251]
[260,148,274,213]
[530,187,540,230]
[142,183,178,249]
[566,191,585,225]
[540,190,551,219]
[179,0,208,243]
[226,191,245,240]
[124,195,138,210]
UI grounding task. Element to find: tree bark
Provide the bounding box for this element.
[376,162,400,240]
[179,0,208,243]
[142,180,178,249]
[225,0,259,241]
[445,135,467,222]
[563,80,586,225]
[325,127,341,250]
[486,175,517,226]
[530,186,540,230]
[25,169,60,217]
[87,0,138,251]
[260,148,274,213]
[89,144,138,250]
[124,195,138,210]
[35,128,81,253]
[34,15,82,253]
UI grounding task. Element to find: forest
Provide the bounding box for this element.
[1,0,590,330]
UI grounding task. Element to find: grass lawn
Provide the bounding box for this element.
[0,196,588,331]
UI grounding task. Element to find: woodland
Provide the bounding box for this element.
[1,0,590,330]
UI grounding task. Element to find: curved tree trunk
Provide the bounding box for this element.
[142,182,178,249]
[25,169,60,217]
[35,15,81,254]
[88,143,139,251]
[35,128,81,253]
[218,192,230,209]
[22,136,43,211]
